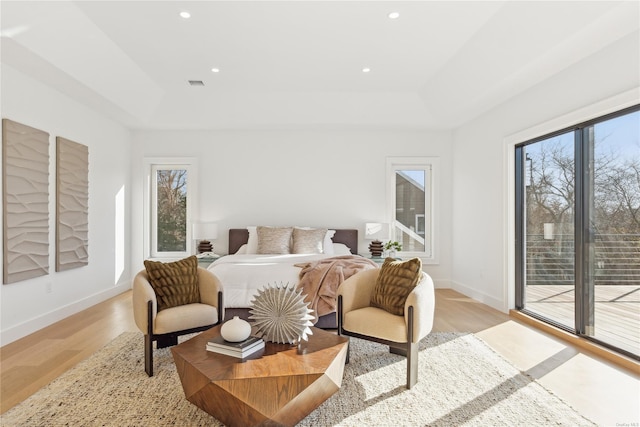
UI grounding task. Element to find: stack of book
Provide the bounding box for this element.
[206,335,265,358]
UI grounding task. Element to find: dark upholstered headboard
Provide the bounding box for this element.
[228,229,249,254]
[228,228,358,255]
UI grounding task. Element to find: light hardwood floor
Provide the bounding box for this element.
[1,289,639,425]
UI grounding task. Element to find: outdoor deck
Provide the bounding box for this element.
[526,284,640,356]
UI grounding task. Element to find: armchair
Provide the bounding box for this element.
[337,267,434,389]
[133,266,223,376]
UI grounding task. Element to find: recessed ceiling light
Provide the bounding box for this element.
[362,68,371,73]
[211,68,220,73]
[388,12,400,19]
[180,11,191,19]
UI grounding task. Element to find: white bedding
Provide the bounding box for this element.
[207,253,335,308]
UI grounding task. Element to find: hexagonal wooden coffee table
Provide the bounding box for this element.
[171,325,348,427]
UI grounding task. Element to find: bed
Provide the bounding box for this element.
[208,227,377,328]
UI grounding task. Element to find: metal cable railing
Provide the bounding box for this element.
[526,234,640,285]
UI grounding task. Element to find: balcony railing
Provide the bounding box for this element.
[525,233,640,357]
[526,233,640,286]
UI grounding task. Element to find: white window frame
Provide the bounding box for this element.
[143,158,198,260]
[386,156,439,264]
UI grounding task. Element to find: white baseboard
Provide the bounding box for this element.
[0,283,131,346]
[450,280,506,313]
[431,278,452,289]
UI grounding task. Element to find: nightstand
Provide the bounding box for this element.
[362,256,402,264]
[197,255,221,268]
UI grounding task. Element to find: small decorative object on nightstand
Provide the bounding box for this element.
[365,222,389,258]
[368,240,384,257]
[193,222,218,254]
[196,253,221,268]
[384,240,402,258]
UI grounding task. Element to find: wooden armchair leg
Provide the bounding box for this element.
[145,300,154,377]
[144,334,153,377]
[407,341,418,389]
[156,335,178,349]
[406,305,417,389]
[337,295,350,364]
[390,346,407,356]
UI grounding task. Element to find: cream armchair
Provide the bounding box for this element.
[133,267,223,376]
[337,268,435,389]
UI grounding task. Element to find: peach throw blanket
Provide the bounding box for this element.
[296,255,378,319]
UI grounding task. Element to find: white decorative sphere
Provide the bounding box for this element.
[220,316,251,342]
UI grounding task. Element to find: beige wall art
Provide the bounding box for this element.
[2,119,50,284]
[56,137,89,272]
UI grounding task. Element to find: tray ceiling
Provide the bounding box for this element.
[1,1,638,130]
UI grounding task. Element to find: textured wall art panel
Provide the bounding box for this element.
[56,137,89,272]
[2,119,50,284]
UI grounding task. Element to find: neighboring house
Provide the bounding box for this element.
[395,171,426,252]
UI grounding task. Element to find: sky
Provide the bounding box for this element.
[525,109,639,164]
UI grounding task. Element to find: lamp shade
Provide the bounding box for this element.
[192,222,218,240]
[364,223,389,241]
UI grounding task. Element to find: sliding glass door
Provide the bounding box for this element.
[516,106,639,359]
[588,113,640,352]
[520,131,576,329]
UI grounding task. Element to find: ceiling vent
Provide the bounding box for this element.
[188,80,205,86]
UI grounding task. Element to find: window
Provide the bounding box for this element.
[515,105,640,359]
[387,157,439,261]
[143,158,197,259]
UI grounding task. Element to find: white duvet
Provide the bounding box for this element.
[207,253,335,308]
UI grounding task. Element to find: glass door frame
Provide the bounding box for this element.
[514,104,640,360]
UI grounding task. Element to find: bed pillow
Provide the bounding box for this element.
[331,243,352,255]
[235,244,248,255]
[294,227,336,254]
[257,226,293,254]
[246,226,258,254]
[323,229,337,254]
[292,227,328,254]
[370,257,422,316]
[143,256,200,312]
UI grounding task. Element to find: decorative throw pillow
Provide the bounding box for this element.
[323,229,336,254]
[257,226,293,254]
[292,227,328,254]
[144,256,200,311]
[370,257,422,316]
[246,226,258,254]
[331,243,352,255]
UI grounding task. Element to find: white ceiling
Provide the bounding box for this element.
[1,1,638,131]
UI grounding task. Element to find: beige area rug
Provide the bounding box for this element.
[1,332,595,427]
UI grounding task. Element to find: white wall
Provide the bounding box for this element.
[451,31,640,311]
[130,129,453,287]
[3,25,634,347]
[0,65,132,345]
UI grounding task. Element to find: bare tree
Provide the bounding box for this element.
[596,159,640,233]
[157,169,187,252]
[526,137,639,236]
[526,139,575,236]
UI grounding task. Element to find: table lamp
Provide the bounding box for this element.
[365,222,389,257]
[192,222,218,254]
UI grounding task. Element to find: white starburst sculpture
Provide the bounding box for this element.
[249,283,315,344]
